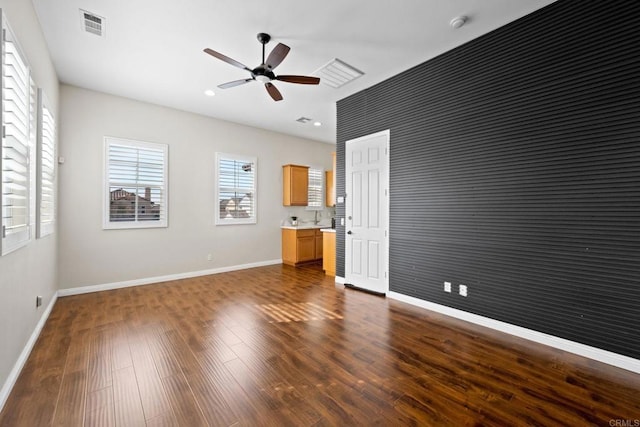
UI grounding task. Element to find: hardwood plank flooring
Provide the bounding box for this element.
[1,263,639,426]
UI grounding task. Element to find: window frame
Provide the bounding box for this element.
[1,15,35,255]
[215,152,257,226]
[103,136,169,230]
[305,165,325,211]
[36,88,56,238]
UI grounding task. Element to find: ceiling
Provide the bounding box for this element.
[31,0,556,144]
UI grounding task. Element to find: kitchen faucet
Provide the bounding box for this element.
[314,210,320,225]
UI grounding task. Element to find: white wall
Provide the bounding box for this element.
[58,85,335,289]
[0,0,59,402]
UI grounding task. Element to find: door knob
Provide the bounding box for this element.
[347,231,352,235]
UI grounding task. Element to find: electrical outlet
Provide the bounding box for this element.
[444,281,452,293]
[459,284,468,297]
[36,296,42,307]
[207,253,213,261]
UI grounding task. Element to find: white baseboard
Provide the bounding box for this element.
[335,276,346,284]
[58,259,283,297]
[388,291,640,374]
[0,293,58,413]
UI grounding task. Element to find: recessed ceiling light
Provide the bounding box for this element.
[313,121,322,127]
[204,89,215,97]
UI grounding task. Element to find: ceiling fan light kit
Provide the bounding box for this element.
[204,32,320,101]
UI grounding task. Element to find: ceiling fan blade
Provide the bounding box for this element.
[218,79,254,89]
[276,75,320,85]
[265,82,283,101]
[204,48,251,72]
[265,43,290,70]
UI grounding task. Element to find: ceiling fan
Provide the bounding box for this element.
[204,33,320,102]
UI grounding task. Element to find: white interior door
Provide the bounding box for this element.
[345,130,389,295]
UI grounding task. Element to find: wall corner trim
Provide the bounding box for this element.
[388,291,640,375]
[58,259,283,297]
[0,293,58,413]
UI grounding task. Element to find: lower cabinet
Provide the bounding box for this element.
[282,228,323,266]
[322,231,336,276]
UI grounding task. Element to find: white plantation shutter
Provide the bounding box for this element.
[306,167,324,210]
[215,153,257,225]
[37,89,55,237]
[1,20,34,255]
[104,137,168,229]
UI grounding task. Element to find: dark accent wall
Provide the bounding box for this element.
[336,0,640,359]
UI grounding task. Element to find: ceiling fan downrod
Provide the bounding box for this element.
[257,32,271,65]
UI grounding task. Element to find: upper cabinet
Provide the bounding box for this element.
[283,164,309,206]
[325,170,334,207]
[325,152,336,207]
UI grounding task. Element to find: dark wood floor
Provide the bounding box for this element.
[1,264,638,426]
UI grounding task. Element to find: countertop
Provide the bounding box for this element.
[281,224,326,230]
[320,228,336,233]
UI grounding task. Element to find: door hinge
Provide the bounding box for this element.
[2,125,5,138]
[2,225,5,238]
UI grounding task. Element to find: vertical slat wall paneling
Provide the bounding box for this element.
[336,0,640,359]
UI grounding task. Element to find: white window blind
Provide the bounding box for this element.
[306,167,324,210]
[1,20,33,255]
[37,89,55,237]
[215,153,257,225]
[104,137,168,229]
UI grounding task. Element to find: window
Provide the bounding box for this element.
[215,153,256,225]
[1,18,35,255]
[36,89,56,238]
[306,166,324,210]
[104,137,168,229]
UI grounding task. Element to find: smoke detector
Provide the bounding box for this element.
[450,16,467,29]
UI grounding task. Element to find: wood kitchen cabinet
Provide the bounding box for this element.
[322,231,336,276]
[325,152,336,207]
[282,228,323,266]
[283,164,309,206]
[325,170,334,207]
[315,229,323,259]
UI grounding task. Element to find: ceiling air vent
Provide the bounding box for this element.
[80,10,105,36]
[313,58,364,89]
[296,117,312,124]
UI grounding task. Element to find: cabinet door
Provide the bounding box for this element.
[322,232,336,276]
[315,230,323,259]
[325,170,334,207]
[281,229,298,266]
[297,236,315,262]
[290,166,309,205]
[283,165,309,206]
